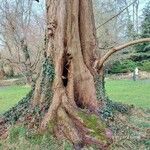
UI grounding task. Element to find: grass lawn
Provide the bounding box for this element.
[106,79,150,108]
[0,85,31,114]
[0,79,149,114]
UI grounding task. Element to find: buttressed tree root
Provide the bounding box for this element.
[31,0,112,149]
[1,0,150,149]
[24,0,150,149]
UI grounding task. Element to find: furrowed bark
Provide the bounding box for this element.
[79,0,98,75]
[32,0,110,148]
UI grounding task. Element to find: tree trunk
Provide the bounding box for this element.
[32,0,110,149]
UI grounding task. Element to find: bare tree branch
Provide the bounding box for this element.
[96,0,138,30]
[97,38,150,71]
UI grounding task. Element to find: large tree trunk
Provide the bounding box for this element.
[0,0,150,148]
[32,0,110,149]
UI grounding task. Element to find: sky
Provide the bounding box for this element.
[0,0,149,50]
[139,0,149,13]
[32,0,149,17]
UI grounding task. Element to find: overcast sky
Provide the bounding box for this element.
[139,0,149,13]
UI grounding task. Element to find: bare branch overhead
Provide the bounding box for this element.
[96,0,138,30]
[97,38,150,71]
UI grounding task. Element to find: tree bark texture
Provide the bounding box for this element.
[32,0,110,148]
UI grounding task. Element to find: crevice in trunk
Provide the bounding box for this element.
[62,53,72,87]
[75,99,85,109]
[62,65,68,87]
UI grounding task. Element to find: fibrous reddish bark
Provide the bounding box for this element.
[31,0,150,148]
[34,0,100,113]
[32,0,110,148]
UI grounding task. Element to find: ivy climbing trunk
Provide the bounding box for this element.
[32,0,110,149]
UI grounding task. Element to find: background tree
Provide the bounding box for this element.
[132,1,150,72]
[93,0,141,72]
[0,0,45,83]
[110,1,150,74]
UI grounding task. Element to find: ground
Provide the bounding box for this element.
[0,85,31,114]
[109,108,150,150]
[0,79,149,114]
[106,79,150,108]
[0,79,150,149]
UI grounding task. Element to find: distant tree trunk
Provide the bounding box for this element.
[20,39,34,85]
[0,66,5,80]
[31,0,110,148]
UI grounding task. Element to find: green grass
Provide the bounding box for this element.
[0,79,149,114]
[0,85,31,114]
[106,79,150,108]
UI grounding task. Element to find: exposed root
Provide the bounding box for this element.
[40,87,111,149]
[40,88,64,129]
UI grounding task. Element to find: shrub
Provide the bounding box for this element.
[109,60,136,74]
[139,60,150,72]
